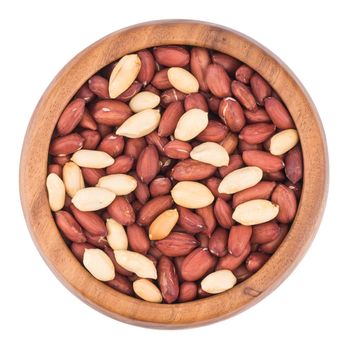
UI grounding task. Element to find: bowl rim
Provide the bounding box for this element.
[19,19,328,328]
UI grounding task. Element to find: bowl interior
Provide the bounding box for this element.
[20,20,328,328]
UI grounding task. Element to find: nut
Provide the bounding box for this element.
[218,97,245,132]
[75,83,94,102]
[201,270,237,294]
[231,80,257,111]
[62,161,84,198]
[212,52,241,74]
[196,204,216,237]
[228,225,252,256]
[157,256,179,303]
[208,228,228,257]
[70,204,107,236]
[171,181,214,209]
[80,129,101,149]
[54,210,86,243]
[190,142,229,167]
[56,98,85,135]
[85,232,108,249]
[171,159,216,181]
[81,168,105,186]
[149,209,179,240]
[235,64,254,84]
[269,129,299,155]
[107,275,133,296]
[190,47,210,91]
[232,199,279,225]
[204,177,232,201]
[160,88,186,106]
[124,137,146,158]
[216,244,251,271]
[250,73,272,105]
[174,108,208,141]
[259,223,289,254]
[242,150,285,173]
[218,166,263,194]
[219,154,244,178]
[181,248,216,281]
[245,252,269,272]
[177,206,206,234]
[213,198,234,229]
[88,75,109,99]
[72,187,116,211]
[117,81,143,102]
[158,101,184,137]
[239,123,276,144]
[220,132,238,155]
[206,63,232,97]
[106,218,128,250]
[136,145,159,184]
[137,49,156,86]
[251,221,280,244]
[244,108,271,123]
[196,120,228,143]
[97,134,124,157]
[149,177,172,197]
[133,279,162,303]
[167,67,199,94]
[106,155,134,175]
[163,140,192,159]
[233,265,252,282]
[114,250,157,279]
[137,195,173,226]
[71,242,94,262]
[83,248,115,281]
[116,109,161,138]
[151,69,172,90]
[208,96,220,114]
[107,197,135,226]
[71,150,114,169]
[232,181,276,207]
[109,54,141,98]
[133,172,150,204]
[184,93,208,112]
[155,232,199,257]
[97,174,137,195]
[129,91,160,113]
[285,145,303,184]
[271,184,297,223]
[126,224,150,255]
[146,131,167,153]
[178,282,197,302]
[90,100,132,126]
[153,46,190,67]
[264,97,295,129]
[49,133,84,156]
[46,173,65,211]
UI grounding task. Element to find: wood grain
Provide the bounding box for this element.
[19,20,328,328]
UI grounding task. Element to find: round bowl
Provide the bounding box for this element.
[19,20,328,328]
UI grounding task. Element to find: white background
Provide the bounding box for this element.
[1,0,348,348]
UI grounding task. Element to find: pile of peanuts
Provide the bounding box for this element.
[46,45,303,303]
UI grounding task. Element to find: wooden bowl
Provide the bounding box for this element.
[19,20,328,328]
